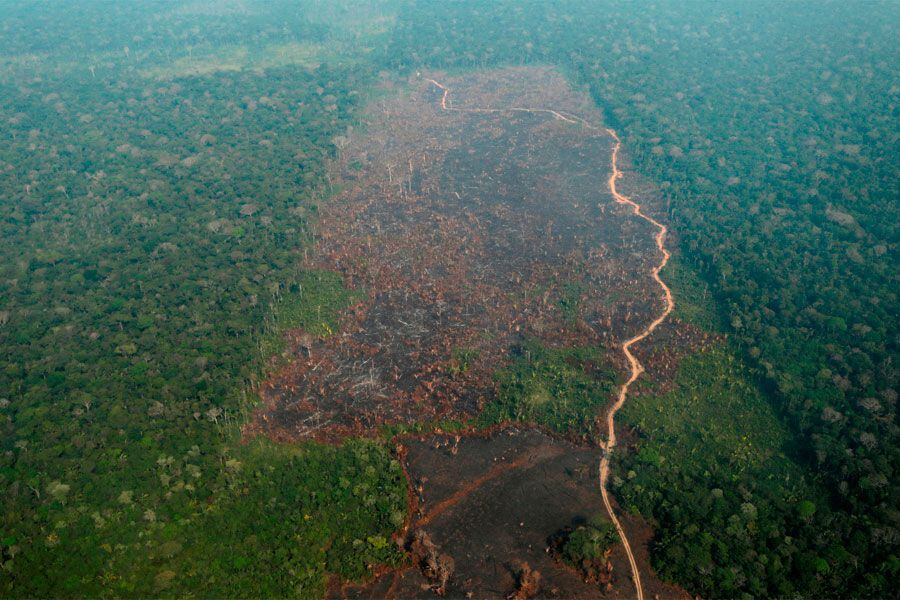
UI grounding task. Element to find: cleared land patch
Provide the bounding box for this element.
[331,428,688,599]
[249,67,699,597]
[252,67,667,442]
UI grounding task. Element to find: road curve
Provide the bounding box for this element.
[424,77,674,600]
[599,129,673,600]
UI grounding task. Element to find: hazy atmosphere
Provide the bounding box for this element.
[0,1,897,597]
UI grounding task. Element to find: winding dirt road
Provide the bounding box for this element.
[425,77,673,600]
[598,130,673,600]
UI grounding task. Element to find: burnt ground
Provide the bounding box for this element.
[331,427,689,600]
[252,67,662,442]
[247,67,706,598]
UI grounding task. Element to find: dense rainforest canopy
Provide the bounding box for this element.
[0,1,896,597]
[1,1,405,595]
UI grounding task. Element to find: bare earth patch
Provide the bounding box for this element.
[331,428,688,600]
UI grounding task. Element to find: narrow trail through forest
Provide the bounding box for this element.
[425,76,675,600]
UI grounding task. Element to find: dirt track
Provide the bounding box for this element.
[425,76,676,600]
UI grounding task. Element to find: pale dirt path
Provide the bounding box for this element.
[598,130,673,600]
[424,76,675,600]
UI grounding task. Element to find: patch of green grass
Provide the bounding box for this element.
[620,346,800,483]
[479,341,617,436]
[449,347,479,375]
[664,255,722,330]
[261,269,359,359]
[558,281,586,324]
[275,270,359,335]
[615,345,826,597]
